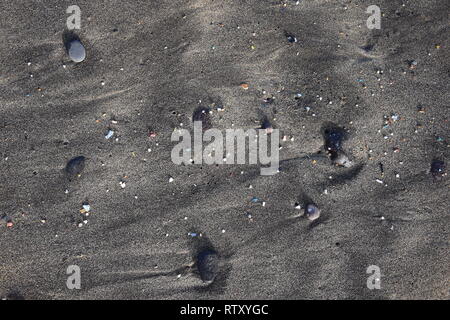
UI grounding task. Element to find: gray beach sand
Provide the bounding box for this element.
[0,0,448,299]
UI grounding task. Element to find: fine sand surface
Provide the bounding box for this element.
[0,0,448,299]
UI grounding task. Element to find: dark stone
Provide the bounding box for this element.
[285,32,297,43]
[197,250,219,283]
[361,44,374,52]
[430,160,446,179]
[192,107,212,131]
[324,127,346,157]
[65,156,86,176]
[261,116,273,132]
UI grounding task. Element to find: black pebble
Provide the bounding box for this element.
[324,127,346,159]
[65,156,86,176]
[361,44,374,52]
[196,250,219,283]
[430,160,446,179]
[285,32,297,43]
[192,107,212,131]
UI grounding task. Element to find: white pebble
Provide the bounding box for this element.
[68,40,86,63]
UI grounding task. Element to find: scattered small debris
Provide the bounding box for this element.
[334,153,353,168]
[240,83,249,90]
[105,129,114,139]
[250,197,261,203]
[148,130,157,138]
[82,204,91,212]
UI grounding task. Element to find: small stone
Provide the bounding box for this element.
[196,250,219,283]
[65,156,86,177]
[305,204,320,221]
[333,153,352,168]
[286,33,297,43]
[250,197,260,203]
[430,160,446,179]
[408,60,417,69]
[192,107,212,130]
[240,83,249,90]
[261,117,273,133]
[105,130,114,139]
[324,127,345,155]
[67,40,86,63]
